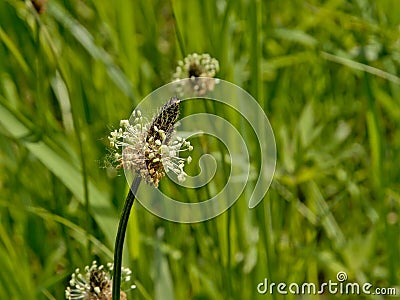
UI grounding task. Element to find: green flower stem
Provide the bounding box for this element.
[112,175,141,300]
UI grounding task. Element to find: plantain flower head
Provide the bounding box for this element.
[65,261,135,300]
[173,53,219,95]
[108,97,192,187]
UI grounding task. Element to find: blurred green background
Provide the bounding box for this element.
[0,0,399,299]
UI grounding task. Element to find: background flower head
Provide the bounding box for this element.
[65,261,135,300]
[173,53,220,95]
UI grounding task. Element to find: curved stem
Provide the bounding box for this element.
[112,176,142,300]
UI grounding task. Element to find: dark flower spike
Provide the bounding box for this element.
[147,96,181,142]
[144,96,183,185]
